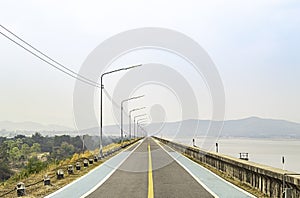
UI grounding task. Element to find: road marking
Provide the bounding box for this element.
[154,139,255,198]
[45,139,144,198]
[80,139,145,198]
[154,139,218,198]
[148,142,154,198]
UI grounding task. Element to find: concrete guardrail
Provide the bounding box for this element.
[154,137,300,198]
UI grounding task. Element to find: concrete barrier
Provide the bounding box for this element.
[154,137,300,198]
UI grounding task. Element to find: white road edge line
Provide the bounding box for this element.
[152,138,219,198]
[154,139,255,198]
[45,139,144,198]
[80,138,145,198]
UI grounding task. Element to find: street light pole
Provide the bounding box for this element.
[137,121,148,137]
[137,119,148,137]
[140,123,148,137]
[129,107,146,139]
[133,114,147,138]
[137,123,147,138]
[138,123,147,137]
[121,95,144,143]
[99,64,142,158]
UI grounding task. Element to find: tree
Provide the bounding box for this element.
[5,139,18,150]
[0,142,12,181]
[0,136,7,144]
[40,136,54,152]
[15,138,23,149]
[70,136,83,152]
[26,156,47,174]
[0,141,9,161]
[61,142,75,156]
[32,132,43,144]
[51,142,75,160]
[20,143,31,160]
[9,146,21,162]
[0,163,12,181]
[30,143,41,153]
[14,134,26,139]
[54,135,71,147]
[22,136,34,147]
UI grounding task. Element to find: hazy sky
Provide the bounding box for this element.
[0,0,299,128]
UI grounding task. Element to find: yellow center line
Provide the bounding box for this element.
[148,142,154,198]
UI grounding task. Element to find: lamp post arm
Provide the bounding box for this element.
[102,64,142,78]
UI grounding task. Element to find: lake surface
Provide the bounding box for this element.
[164,137,300,173]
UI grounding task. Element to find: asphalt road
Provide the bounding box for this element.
[87,138,213,198]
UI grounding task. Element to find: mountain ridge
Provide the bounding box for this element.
[0,117,299,138]
[0,120,73,132]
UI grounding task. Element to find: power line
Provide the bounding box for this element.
[0,24,100,88]
[103,88,122,110]
[0,25,147,122]
[0,24,145,136]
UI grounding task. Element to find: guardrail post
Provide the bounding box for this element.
[44,175,51,185]
[94,156,98,162]
[76,162,81,170]
[16,182,25,197]
[56,169,64,179]
[67,165,74,174]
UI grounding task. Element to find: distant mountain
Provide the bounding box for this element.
[0,121,73,132]
[221,117,300,138]
[78,117,300,139]
[1,117,300,138]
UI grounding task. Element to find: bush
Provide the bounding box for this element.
[0,163,13,181]
[25,157,47,175]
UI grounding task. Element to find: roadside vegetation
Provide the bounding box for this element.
[0,133,136,197]
[0,133,119,182]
